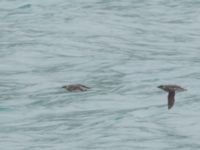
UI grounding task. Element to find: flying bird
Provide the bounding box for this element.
[62,84,90,92]
[158,85,186,109]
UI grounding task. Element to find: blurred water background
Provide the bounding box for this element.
[0,0,200,149]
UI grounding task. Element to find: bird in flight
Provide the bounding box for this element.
[62,84,90,92]
[158,85,186,109]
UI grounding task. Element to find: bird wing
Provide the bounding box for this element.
[79,84,90,89]
[168,91,175,109]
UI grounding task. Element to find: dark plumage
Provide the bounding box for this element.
[158,85,186,109]
[62,84,90,92]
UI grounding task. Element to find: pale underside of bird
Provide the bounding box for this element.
[62,84,90,92]
[158,85,186,109]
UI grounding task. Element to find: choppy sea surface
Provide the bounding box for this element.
[0,0,200,150]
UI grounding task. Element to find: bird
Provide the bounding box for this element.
[158,85,186,109]
[62,84,90,92]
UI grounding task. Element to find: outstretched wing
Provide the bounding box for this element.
[168,91,175,109]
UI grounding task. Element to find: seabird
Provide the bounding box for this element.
[62,84,90,92]
[158,85,186,109]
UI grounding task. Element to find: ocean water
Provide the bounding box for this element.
[0,0,200,149]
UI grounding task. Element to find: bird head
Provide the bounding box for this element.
[62,85,67,88]
[158,85,165,90]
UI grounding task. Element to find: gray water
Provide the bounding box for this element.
[0,0,200,150]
